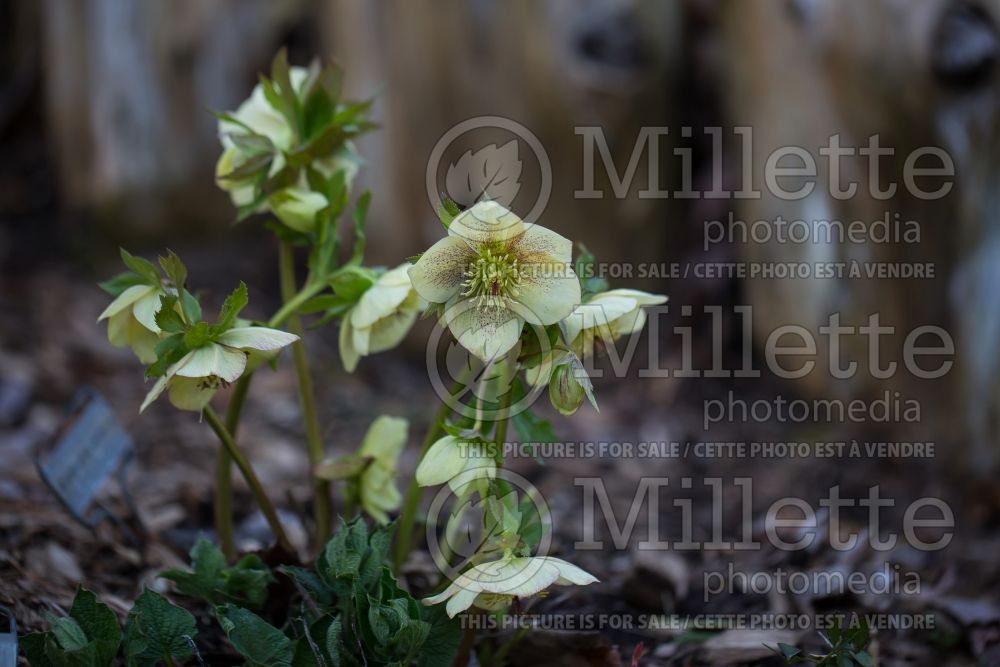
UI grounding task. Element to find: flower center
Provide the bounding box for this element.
[461,247,521,309]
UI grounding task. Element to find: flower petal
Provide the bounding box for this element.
[358,415,409,462]
[167,376,218,412]
[509,264,581,325]
[448,200,525,245]
[408,236,476,304]
[545,557,600,586]
[98,285,153,322]
[339,315,360,373]
[509,223,573,265]
[133,289,166,333]
[216,327,299,351]
[350,264,414,329]
[467,557,561,597]
[563,295,637,343]
[599,289,667,307]
[443,298,523,362]
[175,343,247,383]
[416,436,467,487]
[139,375,170,413]
[363,293,420,355]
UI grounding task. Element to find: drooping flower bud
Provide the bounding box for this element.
[548,362,586,416]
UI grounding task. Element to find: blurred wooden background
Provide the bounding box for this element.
[6,0,1000,469]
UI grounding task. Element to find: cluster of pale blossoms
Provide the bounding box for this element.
[99,56,666,619]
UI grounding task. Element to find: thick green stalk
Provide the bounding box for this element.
[204,406,294,553]
[278,240,332,547]
[213,375,250,560]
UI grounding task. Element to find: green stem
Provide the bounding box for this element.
[278,240,332,548]
[214,376,250,560]
[393,371,472,571]
[269,278,324,329]
[204,406,294,553]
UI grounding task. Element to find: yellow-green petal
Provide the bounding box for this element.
[448,200,525,245]
[415,436,466,487]
[174,343,247,383]
[408,236,476,304]
[443,298,523,362]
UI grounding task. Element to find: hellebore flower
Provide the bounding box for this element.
[339,264,422,372]
[355,415,409,524]
[563,289,667,357]
[408,200,581,361]
[98,284,171,364]
[424,555,598,618]
[415,435,496,493]
[140,327,298,412]
[215,66,359,223]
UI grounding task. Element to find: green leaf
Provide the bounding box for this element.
[48,615,89,652]
[417,604,462,667]
[853,651,873,667]
[776,642,801,659]
[157,251,188,290]
[99,271,147,296]
[325,618,345,667]
[216,282,249,331]
[330,266,375,302]
[323,518,369,582]
[123,589,196,667]
[146,333,188,379]
[348,191,371,266]
[229,133,276,157]
[161,537,273,609]
[120,249,160,286]
[219,151,273,182]
[160,537,226,602]
[20,633,54,667]
[216,604,293,667]
[70,587,122,665]
[574,243,608,299]
[154,295,186,334]
[280,565,333,608]
[436,196,461,230]
[271,48,303,142]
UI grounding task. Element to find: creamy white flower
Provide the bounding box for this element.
[339,264,422,372]
[98,284,170,364]
[140,327,298,412]
[415,435,496,493]
[268,187,329,233]
[408,201,581,362]
[424,555,598,618]
[563,289,667,355]
[355,415,408,524]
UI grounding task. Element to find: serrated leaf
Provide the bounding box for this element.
[180,290,202,326]
[217,605,293,667]
[280,566,333,608]
[120,249,160,286]
[155,295,186,334]
[48,615,89,652]
[99,271,147,296]
[216,282,249,331]
[70,586,122,664]
[123,589,196,667]
[417,604,462,667]
[157,251,187,290]
[436,195,461,230]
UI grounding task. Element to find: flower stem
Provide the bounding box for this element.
[278,240,332,548]
[203,406,294,553]
[269,278,325,329]
[214,375,250,560]
[393,371,472,571]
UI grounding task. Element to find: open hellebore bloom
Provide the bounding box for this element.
[415,435,496,493]
[563,289,667,357]
[355,415,408,524]
[408,200,581,361]
[98,284,170,364]
[140,327,298,412]
[424,555,598,618]
[339,264,422,372]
